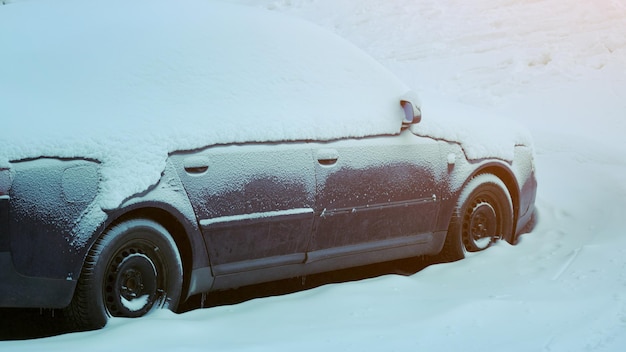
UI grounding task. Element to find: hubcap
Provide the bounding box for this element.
[104,246,160,317]
[463,198,499,251]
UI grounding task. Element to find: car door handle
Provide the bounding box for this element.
[183,156,210,174]
[318,158,337,166]
[316,149,338,166]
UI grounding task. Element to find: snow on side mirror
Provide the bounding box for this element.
[400,90,422,128]
[401,100,421,127]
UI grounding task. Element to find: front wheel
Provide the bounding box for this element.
[440,173,514,262]
[66,219,183,330]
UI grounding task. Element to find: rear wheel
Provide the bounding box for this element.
[440,174,514,262]
[66,219,183,330]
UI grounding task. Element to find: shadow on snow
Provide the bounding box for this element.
[0,255,443,341]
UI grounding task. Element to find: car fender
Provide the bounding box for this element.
[435,142,526,242]
[101,158,214,298]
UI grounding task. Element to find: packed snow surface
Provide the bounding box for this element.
[2,0,626,351]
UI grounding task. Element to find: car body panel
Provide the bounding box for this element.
[0,134,537,308]
[167,132,458,291]
[7,158,100,280]
[1,158,101,307]
[170,144,316,278]
[431,141,537,242]
[309,132,443,256]
[511,145,538,234]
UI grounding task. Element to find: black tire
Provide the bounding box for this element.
[440,173,514,262]
[66,219,183,330]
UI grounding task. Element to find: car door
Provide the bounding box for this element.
[170,143,316,276]
[308,131,441,261]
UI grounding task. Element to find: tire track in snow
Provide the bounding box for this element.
[551,247,581,281]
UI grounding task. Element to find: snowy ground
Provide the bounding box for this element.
[2,0,626,351]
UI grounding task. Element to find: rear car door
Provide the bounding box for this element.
[170,143,316,276]
[308,131,441,261]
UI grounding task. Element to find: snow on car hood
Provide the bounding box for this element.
[0,0,411,209]
[410,97,534,161]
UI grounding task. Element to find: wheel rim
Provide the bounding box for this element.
[462,195,500,251]
[103,241,165,318]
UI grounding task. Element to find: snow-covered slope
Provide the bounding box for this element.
[2,0,626,351]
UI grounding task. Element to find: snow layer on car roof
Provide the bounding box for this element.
[0,0,409,209]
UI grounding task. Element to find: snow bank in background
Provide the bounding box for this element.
[0,0,409,209]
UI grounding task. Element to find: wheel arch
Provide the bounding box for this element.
[97,204,207,305]
[438,162,520,261]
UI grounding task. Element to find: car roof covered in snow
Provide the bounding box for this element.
[0,0,410,208]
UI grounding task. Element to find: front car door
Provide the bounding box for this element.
[308,131,442,262]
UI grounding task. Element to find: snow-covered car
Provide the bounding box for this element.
[0,0,536,329]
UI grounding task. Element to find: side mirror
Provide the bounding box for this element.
[401,100,421,126]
